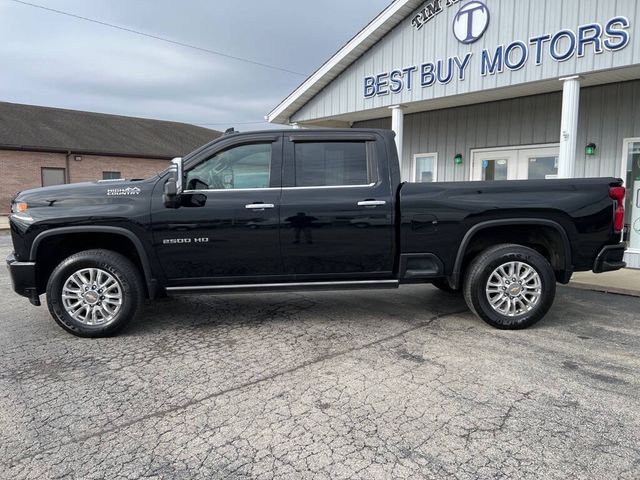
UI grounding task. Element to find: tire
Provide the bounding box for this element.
[462,244,556,330]
[431,279,460,294]
[46,249,144,337]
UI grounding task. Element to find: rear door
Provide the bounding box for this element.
[278,132,394,279]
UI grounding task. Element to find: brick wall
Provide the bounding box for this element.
[0,150,169,213]
[68,154,168,183]
[1,151,66,213]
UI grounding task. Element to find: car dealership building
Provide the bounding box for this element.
[268,0,640,268]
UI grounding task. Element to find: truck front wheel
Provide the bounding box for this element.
[463,244,556,330]
[46,249,144,337]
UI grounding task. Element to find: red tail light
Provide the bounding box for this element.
[609,186,625,233]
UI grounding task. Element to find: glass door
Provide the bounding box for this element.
[472,150,518,181]
[623,139,640,251]
[472,146,559,181]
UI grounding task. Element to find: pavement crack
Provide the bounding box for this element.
[6,308,468,467]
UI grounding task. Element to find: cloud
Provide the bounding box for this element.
[0,0,391,127]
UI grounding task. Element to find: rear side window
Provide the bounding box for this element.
[294,142,375,187]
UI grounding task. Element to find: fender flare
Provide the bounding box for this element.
[450,218,572,289]
[30,226,156,297]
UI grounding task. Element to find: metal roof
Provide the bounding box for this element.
[267,0,422,125]
[0,101,221,159]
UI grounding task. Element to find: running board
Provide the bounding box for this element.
[165,279,399,295]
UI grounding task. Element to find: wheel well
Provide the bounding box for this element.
[458,225,568,282]
[34,233,148,296]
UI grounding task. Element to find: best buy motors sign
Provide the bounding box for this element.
[363,1,631,99]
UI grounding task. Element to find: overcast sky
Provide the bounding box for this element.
[0,0,390,130]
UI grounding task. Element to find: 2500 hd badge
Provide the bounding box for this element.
[162,237,210,245]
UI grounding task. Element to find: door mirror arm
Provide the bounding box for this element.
[163,157,183,208]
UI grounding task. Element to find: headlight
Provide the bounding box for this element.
[12,202,28,213]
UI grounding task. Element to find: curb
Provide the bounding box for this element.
[566,282,640,298]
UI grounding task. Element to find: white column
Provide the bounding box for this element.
[558,76,581,178]
[389,105,406,173]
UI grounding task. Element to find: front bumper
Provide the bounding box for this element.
[593,243,627,273]
[6,253,40,306]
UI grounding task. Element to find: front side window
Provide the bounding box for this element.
[185,143,271,190]
[294,142,373,187]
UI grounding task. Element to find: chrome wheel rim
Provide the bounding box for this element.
[61,268,123,326]
[485,261,542,317]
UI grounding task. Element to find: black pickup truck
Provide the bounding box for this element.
[7,129,626,337]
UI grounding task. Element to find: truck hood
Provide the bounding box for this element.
[12,178,156,209]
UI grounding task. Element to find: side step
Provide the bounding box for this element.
[165,279,399,295]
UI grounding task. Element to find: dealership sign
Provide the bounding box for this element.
[412,0,462,30]
[452,1,490,44]
[364,5,630,99]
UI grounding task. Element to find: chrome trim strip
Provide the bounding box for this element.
[182,183,377,193]
[357,200,386,206]
[166,279,399,292]
[281,183,376,190]
[182,187,280,193]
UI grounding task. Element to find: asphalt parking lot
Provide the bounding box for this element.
[1,231,639,480]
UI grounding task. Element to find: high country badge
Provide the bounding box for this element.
[106,187,141,196]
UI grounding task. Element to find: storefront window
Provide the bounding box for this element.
[527,156,558,180]
[413,154,437,182]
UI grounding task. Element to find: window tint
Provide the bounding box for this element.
[185,143,271,190]
[294,142,372,187]
[103,171,121,180]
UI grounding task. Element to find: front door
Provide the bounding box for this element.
[472,146,559,181]
[151,134,283,283]
[278,135,395,278]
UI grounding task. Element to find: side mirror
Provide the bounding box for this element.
[163,157,183,208]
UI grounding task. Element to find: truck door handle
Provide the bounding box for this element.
[245,203,275,210]
[357,200,386,207]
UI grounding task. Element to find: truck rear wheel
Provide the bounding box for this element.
[46,249,143,337]
[463,244,556,330]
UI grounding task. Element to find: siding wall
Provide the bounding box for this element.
[355,80,640,182]
[293,0,640,123]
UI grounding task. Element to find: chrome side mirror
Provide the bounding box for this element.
[171,156,183,194]
[163,157,183,208]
